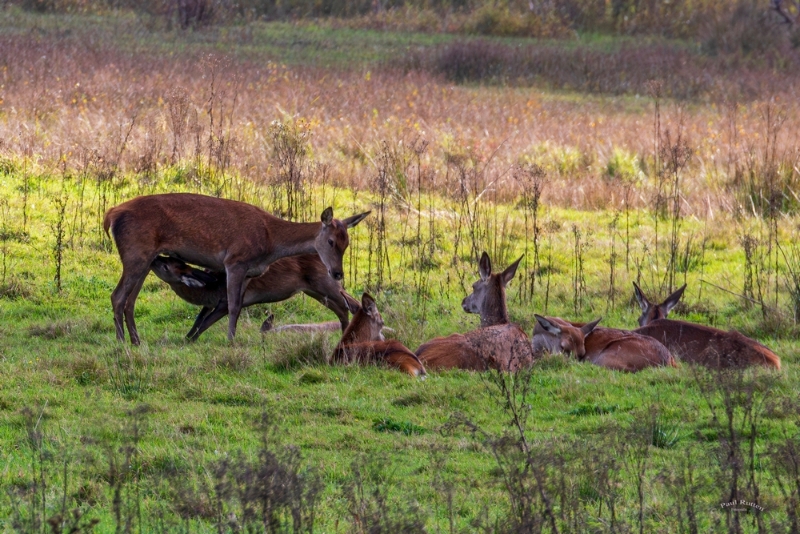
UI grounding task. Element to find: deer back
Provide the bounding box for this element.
[243,254,343,305]
[635,319,780,369]
[105,193,369,278]
[575,325,676,372]
[416,324,534,372]
[631,283,780,369]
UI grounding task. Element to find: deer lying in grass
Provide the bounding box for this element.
[532,315,601,360]
[415,253,535,371]
[150,254,350,341]
[331,291,426,377]
[104,192,369,344]
[633,283,781,369]
[532,313,675,371]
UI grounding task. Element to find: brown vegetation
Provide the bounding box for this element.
[0,23,798,217]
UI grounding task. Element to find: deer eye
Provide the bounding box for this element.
[328,239,334,247]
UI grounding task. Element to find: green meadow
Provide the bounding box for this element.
[1,5,800,532]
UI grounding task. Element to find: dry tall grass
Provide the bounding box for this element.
[0,26,798,217]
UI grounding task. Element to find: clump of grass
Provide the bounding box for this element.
[207,347,253,372]
[28,321,76,339]
[68,355,106,386]
[343,455,428,533]
[605,147,643,182]
[168,411,323,531]
[651,417,680,449]
[392,392,430,407]
[533,351,571,370]
[298,370,327,385]
[372,418,426,436]
[270,332,334,370]
[568,403,619,417]
[103,347,153,400]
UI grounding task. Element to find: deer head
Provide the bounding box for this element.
[151,256,219,288]
[341,290,385,342]
[461,252,523,327]
[532,315,601,359]
[632,282,685,326]
[315,209,370,281]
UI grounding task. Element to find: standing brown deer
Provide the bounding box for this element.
[104,193,369,344]
[415,253,535,371]
[332,291,426,377]
[632,283,781,369]
[149,254,350,340]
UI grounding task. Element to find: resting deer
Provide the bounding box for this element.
[332,291,426,377]
[633,283,781,369]
[531,310,675,372]
[415,253,535,371]
[104,192,369,344]
[149,254,350,340]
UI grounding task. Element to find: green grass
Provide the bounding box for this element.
[0,161,798,530]
[0,8,705,70]
[1,10,799,530]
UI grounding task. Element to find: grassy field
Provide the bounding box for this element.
[1,8,800,533]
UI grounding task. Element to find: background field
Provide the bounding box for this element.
[1,2,800,532]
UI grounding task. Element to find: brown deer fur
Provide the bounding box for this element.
[567,323,676,372]
[104,193,368,344]
[532,316,600,360]
[332,292,426,377]
[416,252,535,371]
[150,254,350,341]
[632,283,781,369]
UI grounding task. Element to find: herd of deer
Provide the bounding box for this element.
[104,193,781,377]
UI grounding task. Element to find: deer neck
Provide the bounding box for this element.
[338,312,369,346]
[480,288,509,327]
[269,219,320,260]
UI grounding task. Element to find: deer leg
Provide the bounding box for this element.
[305,290,350,332]
[224,264,248,341]
[186,306,212,340]
[122,273,149,346]
[188,301,229,342]
[111,263,150,344]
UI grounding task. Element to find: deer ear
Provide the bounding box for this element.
[479,252,492,280]
[501,255,524,286]
[340,290,361,314]
[343,211,371,228]
[361,292,378,317]
[660,284,686,316]
[534,314,561,335]
[632,282,649,312]
[260,313,275,333]
[321,207,334,226]
[581,317,602,336]
[180,276,206,288]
